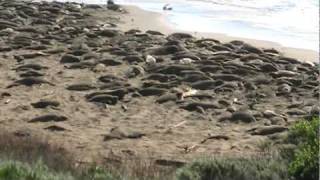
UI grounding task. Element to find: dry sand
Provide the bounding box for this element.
[118,5,319,63]
[0,1,318,168]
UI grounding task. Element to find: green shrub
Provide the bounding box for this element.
[0,160,74,180]
[0,160,119,180]
[176,157,289,180]
[287,117,319,180]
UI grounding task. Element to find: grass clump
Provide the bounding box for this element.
[79,166,118,180]
[176,157,288,180]
[0,160,119,180]
[0,132,74,173]
[0,132,117,180]
[287,117,319,180]
[0,160,73,180]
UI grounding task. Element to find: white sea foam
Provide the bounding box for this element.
[117,0,319,51]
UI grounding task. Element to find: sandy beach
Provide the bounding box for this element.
[119,5,319,63]
[0,0,319,171]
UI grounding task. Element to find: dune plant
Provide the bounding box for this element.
[287,117,319,180]
[175,157,288,180]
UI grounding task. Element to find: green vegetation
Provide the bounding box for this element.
[0,157,289,180]
[175,157,288,180]
[0,160,117,180]
[0,160,73,180]
[287,117,319,180]
[80,166,117,180]
[0,117,318,180]
[176,116,319,180]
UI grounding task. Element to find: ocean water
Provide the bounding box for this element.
[116,0,319,51]
[45,0,319,51]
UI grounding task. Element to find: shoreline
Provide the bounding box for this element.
[118,5,319,63]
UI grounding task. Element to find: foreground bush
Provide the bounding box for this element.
[287,117,319,180]
[176,157,288,180]
[0,132,74,173]
[0,160,118,180]
[176,117,319,180]
[0,160,73,180]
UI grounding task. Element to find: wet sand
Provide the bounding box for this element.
[119,5,319,63]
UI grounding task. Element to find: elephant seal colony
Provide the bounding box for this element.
[0,0,319,165]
